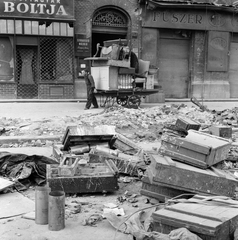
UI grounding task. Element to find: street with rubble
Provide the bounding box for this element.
[1,101,238,240]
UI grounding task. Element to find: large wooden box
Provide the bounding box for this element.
[146,154,238,198]
[47,159,119,194]
[159,130,231,169]
[152,195,238,240]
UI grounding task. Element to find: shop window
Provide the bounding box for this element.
[0,36,14,81]
[39,37,74,82]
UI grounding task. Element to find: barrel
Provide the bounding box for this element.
[48,191,65,231]
[35,185,51,225]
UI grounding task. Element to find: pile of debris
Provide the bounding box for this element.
[47,125,151,194]
[139,115,238,239]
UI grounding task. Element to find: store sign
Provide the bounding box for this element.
[143,9,238,32]
[0,0,74,20]
[75,34,91,57]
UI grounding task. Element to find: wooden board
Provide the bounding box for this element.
[47,175,119,194]
[152,195,238,240]
[148,154,238,198]
[0,192,34,219]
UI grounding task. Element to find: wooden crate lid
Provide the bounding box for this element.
[152,196,238,236]
[186,130,231,148]
[62,125,116,150]
[152,154,237,180]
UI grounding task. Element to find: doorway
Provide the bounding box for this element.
[158,29,191,98]
[92,7,129,56]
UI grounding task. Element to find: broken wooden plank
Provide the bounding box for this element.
[89,153,147,177]
[110,133,141,153]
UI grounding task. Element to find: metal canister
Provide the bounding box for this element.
[69,144,90,155]
[94,145,118,156]
[48,191,65,231]
[35,185,51,225]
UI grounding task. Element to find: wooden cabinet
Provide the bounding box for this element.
[91,66,118,90]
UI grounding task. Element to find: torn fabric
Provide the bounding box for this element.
[0,152,58,185]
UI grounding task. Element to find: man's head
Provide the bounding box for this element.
[81,68,90,76]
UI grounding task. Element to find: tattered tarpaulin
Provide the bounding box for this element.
[0,152,58,186]
[104,208,202,240]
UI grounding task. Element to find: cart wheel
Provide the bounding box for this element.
[127,95,141,107]
[116,96,128,106]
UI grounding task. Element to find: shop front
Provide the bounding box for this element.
[139,0,238,99]
[0,0,75,99]
[74,0,140,99]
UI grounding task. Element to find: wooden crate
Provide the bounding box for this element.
[152,195,238,240]
[47,159,119,193]
[148,154,238,198]
[175,116,201,131]
[159,129,231,169]
[209,125,232,138]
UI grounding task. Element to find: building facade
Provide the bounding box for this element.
[0,0,140,99]
[74,0,141,99]
[139,0,238,99]
[0,0,75,99]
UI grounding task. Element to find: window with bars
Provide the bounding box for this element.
[39,37,74,82]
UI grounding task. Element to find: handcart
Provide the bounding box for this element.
[84,39,160,108]
[95,88,159,108]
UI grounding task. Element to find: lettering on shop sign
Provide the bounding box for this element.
[0,0,74,20]
[143,9,237,32]
[153,11,203,25]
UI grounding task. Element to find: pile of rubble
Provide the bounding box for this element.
[3,103,238,239]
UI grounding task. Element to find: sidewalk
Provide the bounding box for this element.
[0,100,237,120]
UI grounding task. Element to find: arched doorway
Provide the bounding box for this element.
[92,7,130,56]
